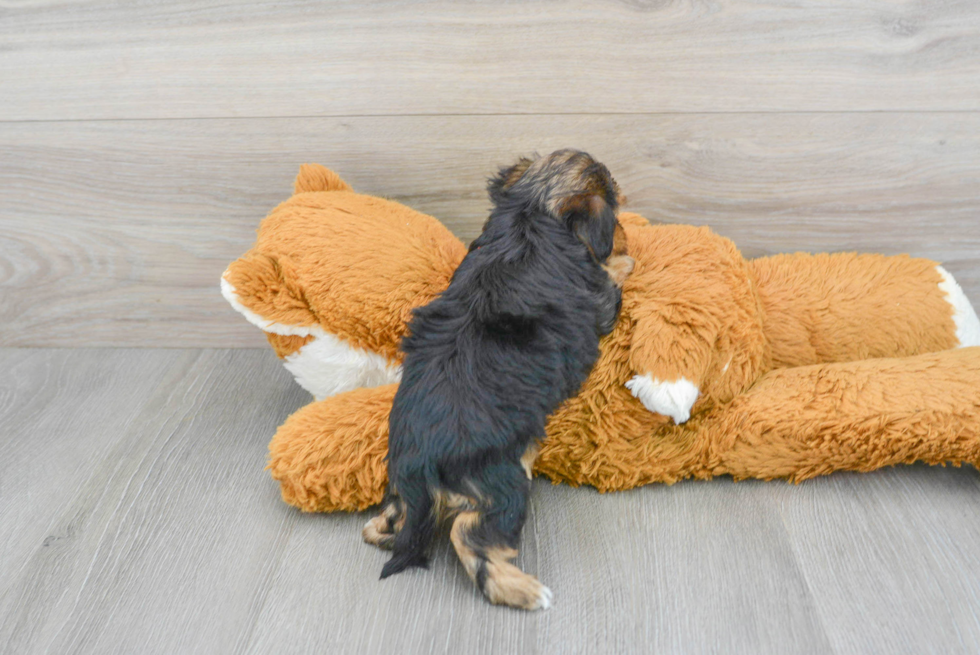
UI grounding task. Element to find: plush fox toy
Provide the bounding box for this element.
[222,164,980,512]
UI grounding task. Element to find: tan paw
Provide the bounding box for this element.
[362,515,395,550]
[483,561,553,611]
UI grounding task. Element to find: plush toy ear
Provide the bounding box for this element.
[294,163,353,194]
[487,156,536,204]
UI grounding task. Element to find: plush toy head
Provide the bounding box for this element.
[223,164,980,512]
[222,164,466,400]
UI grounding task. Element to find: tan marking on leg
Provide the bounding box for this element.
[362,501,401,549]
[362,514,396,549]
[433,490,478,524]
[450,512,552,611]
[450,511,482,575]
[520,442,540,480]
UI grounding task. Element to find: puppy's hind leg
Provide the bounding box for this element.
[449,467,551,610]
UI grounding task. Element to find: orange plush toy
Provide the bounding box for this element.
[222,164,980,512]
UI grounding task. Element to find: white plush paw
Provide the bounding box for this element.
[625,375,700,424]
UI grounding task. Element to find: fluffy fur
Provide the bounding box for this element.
[221,164,466,365]
[371,151,632,609]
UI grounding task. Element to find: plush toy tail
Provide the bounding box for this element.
[750,253,976,368]
[294,163,353,194]
[707,346,980,482]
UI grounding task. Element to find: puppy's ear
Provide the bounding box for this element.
[487,156,535,204]
[560,192,618,262]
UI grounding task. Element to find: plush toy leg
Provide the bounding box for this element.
[706,347,980,482]
[268,385,398,512]
[751,253,971,367]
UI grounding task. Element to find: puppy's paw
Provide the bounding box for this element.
[362,515,395,550]
[536,584,554,610]
[603,255,635,287]
[484,564,553,611]
[625,374,699,424]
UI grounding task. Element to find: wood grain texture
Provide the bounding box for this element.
[244,479,833,655]
[773,467,980,654]
[1,349,980,654]
[0,349,309,655]
[2,113,978,347]
[0,349,194,581]
[2,0,980,120]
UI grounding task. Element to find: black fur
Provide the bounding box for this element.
[379,150,624,580]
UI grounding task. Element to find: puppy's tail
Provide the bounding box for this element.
[380,469,436,579]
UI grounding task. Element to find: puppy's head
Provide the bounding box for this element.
[487,149,623,261]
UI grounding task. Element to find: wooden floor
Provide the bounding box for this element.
[3,1,980,652]
[1,348,979,654]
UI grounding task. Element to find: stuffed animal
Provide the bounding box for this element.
[222,164,980,512]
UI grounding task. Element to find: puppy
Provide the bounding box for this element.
[363,150,634,610]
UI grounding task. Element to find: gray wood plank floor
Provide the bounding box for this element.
[2,348,979,654]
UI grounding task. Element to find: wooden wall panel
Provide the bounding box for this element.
[2,0,980,120]
[2,113,977,347]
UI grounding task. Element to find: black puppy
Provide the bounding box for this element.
[363,150,634,610]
